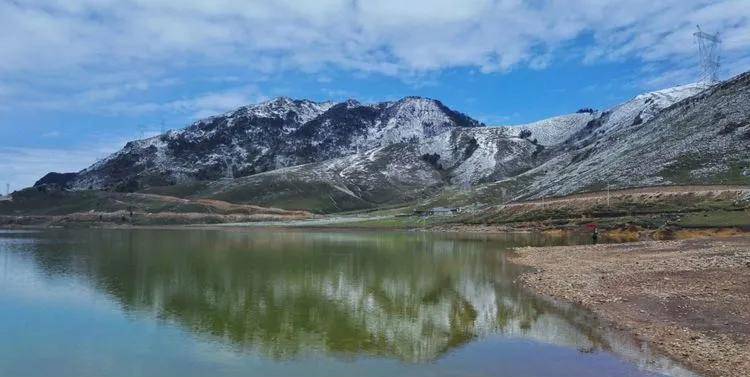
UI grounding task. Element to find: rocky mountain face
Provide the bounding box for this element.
[520,75,749,197]
[35,71,750,212]
[64,97,482,191]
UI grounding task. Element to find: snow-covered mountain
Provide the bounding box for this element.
[65,96,482,191]
[34,71,750,212]
[445,74,750,205]
[513,75,749,198]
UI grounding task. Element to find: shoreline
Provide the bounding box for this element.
[1,214,748,242]
[510,236,750,377]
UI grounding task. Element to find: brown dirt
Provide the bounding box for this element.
[430,222,749,241]
[456,185,750,229]
[0,209,312,227]
[511,236,750,377]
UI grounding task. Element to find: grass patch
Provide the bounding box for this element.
[321,215,450,229]
[142,181,211,198]
[661,156,750,185]
[676,210,750,228]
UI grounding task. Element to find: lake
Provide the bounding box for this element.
[0,228,694,377]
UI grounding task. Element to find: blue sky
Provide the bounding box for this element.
[1,0,749,190]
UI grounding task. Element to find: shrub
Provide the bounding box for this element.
[420,153,443,170]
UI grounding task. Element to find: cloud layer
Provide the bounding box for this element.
[2,1,748,76]
[1,0,748,116]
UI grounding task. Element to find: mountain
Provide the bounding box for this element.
[463,75,749,203]
[32,71,750,213]
[65,97,482,191]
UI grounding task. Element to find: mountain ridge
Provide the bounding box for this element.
[57,96,482,192]
[32,72,750,213]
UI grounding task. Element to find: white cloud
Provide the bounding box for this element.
[165,89,269,119]
[107,86,268,120]
[4,81,265,121]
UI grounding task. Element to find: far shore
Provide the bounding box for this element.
[2,212,748,242]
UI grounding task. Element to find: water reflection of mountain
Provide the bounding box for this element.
[5,229,608,362]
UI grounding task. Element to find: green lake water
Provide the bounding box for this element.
[0,228,695,377]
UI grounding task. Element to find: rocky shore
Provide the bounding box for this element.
[512,236,750,377]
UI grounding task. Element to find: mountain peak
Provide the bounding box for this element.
[225,97,335,124]
[342,99,361,108]
[392,96,440,106]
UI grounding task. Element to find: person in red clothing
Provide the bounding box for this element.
[586,223,599,244]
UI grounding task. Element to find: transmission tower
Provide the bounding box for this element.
[693,25,721,84]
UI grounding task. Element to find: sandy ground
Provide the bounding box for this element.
[512,236,750,377]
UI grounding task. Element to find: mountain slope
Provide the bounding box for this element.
[177,143,446,213]
[68,97,482,191]
[525,73,749,197]
[445,73,749,205]
[500,113,595,146]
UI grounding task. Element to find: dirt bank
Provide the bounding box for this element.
[512,236,750,377]
[451,185,750,230]
[429,222,749,241]
[0,209,312,227]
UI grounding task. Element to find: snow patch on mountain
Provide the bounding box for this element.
[599,83,709,136]
[500,113,596,146]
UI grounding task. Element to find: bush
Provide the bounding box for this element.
[519,129,532,139]
[420,153,443,170]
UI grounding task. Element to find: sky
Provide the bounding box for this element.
[1,0,749,190]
